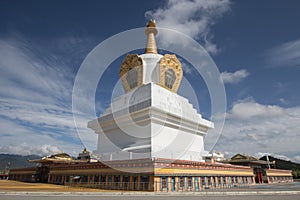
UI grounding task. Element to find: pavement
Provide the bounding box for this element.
[0,193,300,200]
[1,190,300,195]
[1,180,300,197]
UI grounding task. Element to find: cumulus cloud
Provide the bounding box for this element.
[0,35,97,156]
[0,143,62,156]
[220,69,249,84]
[145,0,231,54]
[0,116,81,156]
[210,98,300,163]
[228,99,283,119]
[266,38,300,68]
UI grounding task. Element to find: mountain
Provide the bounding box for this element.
[260,155,300,179]
[0,154,40,172]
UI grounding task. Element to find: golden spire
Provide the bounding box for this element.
[144,19,158,54]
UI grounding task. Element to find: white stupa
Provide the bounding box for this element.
[88,20,214,162]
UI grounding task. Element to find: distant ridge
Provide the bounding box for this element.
[260,155,300,178]
[0,154,40,171]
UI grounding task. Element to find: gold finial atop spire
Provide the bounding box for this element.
[144,19,158,54]
[147,19,156,27]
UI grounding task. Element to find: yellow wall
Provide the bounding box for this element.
[155,168,254,176]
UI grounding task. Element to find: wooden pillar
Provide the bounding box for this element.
[120,175,123,189]
[227,176,230,187]
[154,176,160,192]
[247,177,251,184]
[137,176,141,190]
[167,176,172,192]
[191,177,195,191]
[129,176,133,190]
[149,176,154,191]
[48,175,51,183]
[61,176,65,184]
[111,175,115,189]
[211,177,214,188]
[175,176,179,191]
[105,175,108,189]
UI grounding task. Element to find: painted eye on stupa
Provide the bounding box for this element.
[165,68,176,89]
[126,68,138,89]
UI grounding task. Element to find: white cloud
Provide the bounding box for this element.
[220,69,249,84]
[145,0,231,54]
[209,98,300,163]
[228,99,283,119]
[0,117,80,156]
[0,143,62,156]
[0,39,72,105]
[293,156,300,163]
[0,36,97,156]
[266,38,300,68]
[279,98,286,104]
[177,58,196,75]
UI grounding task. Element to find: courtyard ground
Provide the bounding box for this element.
[0,180,106,192]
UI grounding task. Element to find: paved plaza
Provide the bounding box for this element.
[1,180,300,200]
[1,194,300,200]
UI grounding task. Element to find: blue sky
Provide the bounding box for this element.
[0,0,299,162]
